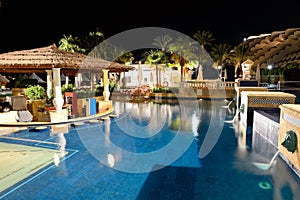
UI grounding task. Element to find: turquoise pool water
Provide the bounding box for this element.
[0,100,299,199]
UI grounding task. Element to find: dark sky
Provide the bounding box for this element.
[0,0,300,53]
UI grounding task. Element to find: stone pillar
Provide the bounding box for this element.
[123,71,126,88]
[52,68,64,111]
[65,75,69,90]
[46,70,53,99]
[91,73,95,91]
[74,73,79,89]
[77,73,83,88]
[102,69,110,101]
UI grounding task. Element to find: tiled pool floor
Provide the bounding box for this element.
[0,100,300,199]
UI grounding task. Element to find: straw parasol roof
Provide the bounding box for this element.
[0,44,135,74]
[29,72,45,83]
[0,74,9,84]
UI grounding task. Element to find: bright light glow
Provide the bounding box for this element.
[107,154,115,167]
[267,64,273,70]
[218,65,222,70]
[54,153,60,167]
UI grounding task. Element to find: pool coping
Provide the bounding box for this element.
[0,109,114,127]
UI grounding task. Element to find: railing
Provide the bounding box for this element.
[277,81,300,91]
[183,80,237,89]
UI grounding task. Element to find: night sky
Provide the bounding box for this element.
[0,0,300,53]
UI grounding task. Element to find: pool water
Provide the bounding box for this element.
[0,100,300,200]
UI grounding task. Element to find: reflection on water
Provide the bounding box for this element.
[1,99,300,199]
[50,124,69,166]
[114,99,300,198]
[233,121,300,199]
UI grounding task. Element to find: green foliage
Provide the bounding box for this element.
[152,34,173,51]
[210,43,232,66]
[109,80,116,92]
[57,30,105,55]
[74,89,96,99]
[115,52,134,64]
[145,50,165,65]
[193,30,215,48]
[95,86,104,96]
[58,35,85,53]
[261,68,268,76]
[45,95,54,107]
[62,83,73,94]
[26,85,46,100]
[286,63,300,69]
[277,67,286,75]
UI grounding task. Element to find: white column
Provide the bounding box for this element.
[46,70,53,99]
[74,77,78,88]
[91,73,95,91]
[65,75,69,89]
[77,73,83,88]
[52,68,64,111]
[102,69,110,101]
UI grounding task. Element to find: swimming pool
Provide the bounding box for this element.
[0,99,300,199]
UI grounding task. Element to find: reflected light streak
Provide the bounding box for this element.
[107,154,115,167]
[192,112,200,137]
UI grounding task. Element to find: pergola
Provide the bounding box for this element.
[0,44,135,110]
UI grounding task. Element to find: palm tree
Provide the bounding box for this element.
[144,49,165,87]
[115,51,134,65]
[169,36,198,82]
[152,34,173,52]
[192,30,216,80]
[210,43,232,67]
[228,43,250,78]
[193,30,215,49]
[151,35,174,86]
[57,30,105,55]
[80,31,105,55]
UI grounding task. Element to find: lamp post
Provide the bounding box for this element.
[267,64,273,84]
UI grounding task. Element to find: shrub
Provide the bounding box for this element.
[26,85,46,100]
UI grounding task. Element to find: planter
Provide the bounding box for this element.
[64,92,78,117]
[11,88,27,96]
[49,109,69,134]
[28,99,45,122]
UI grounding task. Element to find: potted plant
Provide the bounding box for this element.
[26,85,46,100]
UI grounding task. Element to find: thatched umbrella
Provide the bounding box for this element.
[0,74,9,84]
[29,72,45,83]
[0,44,135,111]
[0,44,135,74]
